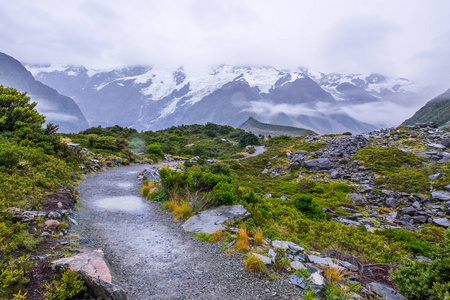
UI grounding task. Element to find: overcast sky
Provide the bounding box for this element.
[1,0,449,91]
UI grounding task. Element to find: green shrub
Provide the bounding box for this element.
[212,181,237,205]
[375,228,438,258]
[44,270,87,300]
[391,229,450,300]
[146,143,164,160]
[0,147,20,169]
[293,194,326,220]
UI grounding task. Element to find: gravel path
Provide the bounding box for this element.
[74,164,300,300]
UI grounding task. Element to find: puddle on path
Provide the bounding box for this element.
[93,196,146,212]
[116,182,133,188]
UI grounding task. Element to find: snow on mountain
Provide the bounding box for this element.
[25,63,425,134]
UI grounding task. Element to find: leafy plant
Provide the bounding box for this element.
[44,270,87,300]
[391,229,450,300]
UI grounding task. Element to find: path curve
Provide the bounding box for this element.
[74,164,299,299]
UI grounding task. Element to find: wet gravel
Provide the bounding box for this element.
[74,164,301,300]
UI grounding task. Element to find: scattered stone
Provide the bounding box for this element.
[308,272,326,295]
[338,260,358,272]
[45,220,60,227]
[304,158,333,170]
[416,256,432,263]
[68,217,79,226]
[182,205,250,234]
[280,196,290,201]
[48,211,63,219]
[432,218,450,228]
[272,240,304,253]
[289,275,307,289]
[432,191,450,201]
[428,143,446,150]
[367,282,407,300]
[262,169,269,174]
[268,249,277,263]
[290,261,306,270]
[251,253,273,265]
[57,201,63,208]
[428,173,442,180]
[51,248,127,300]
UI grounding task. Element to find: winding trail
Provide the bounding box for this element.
[74,164,299,300]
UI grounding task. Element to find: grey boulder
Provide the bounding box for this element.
[182,205,250,234]
[303,158,333,170]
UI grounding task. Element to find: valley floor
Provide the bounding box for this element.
[74,164,299,299]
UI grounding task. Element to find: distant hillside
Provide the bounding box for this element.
[0,52,88,132]
[403,88,450,127]
[239,117,316,137]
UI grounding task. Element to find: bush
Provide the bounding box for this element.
[0,86,45,132]
[146,143,164,160]
[44,270,87,300]
[0,147,20,169]
[391,229,450,299]
[293,194,326,220]
[212,181,237,205]
[244,255,266,272]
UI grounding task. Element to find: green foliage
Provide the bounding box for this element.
[391,229,450,300]
[0,86,45,132]
[80,124,138,138]
[212,181,238,205]
[293,194,326,220]
[146,143,164,161]
[375,228,439,258]
[44,270,87,300]
[141,124,253,159]
[354,145,430,193]
[295,141,327,152]
[153,192,167,202]
[354,145,421,172]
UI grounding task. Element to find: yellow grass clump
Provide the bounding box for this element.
[244,255,266,272]
[323,266,349,283]
[209,231,223,242]
[235,225,249,252]
[253,227,264,245]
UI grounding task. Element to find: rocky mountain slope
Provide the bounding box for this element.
[26,64,424,134]
[0,52,88,133]
[403,88,450,127]
[239,116,317,137]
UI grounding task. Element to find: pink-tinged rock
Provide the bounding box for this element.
[51,248,127,300]
[44,220,60,227]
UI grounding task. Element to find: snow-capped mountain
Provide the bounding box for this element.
[25,64,424,134]
[0,53,88,133]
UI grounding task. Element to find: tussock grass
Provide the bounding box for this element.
[235,225,249,252]
[244,255,266,272]
[253,227,264,245]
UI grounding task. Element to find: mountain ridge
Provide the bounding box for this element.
[403,88,450,127]
[239,116,317,137]
[0,52,89,132]
[26,63,425,134]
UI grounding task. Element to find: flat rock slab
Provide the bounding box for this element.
[432,191,450,201]
[367,282,406,300]
[251,253,273,265]
[51,248,127,300]
[182,204,250,234]
[272,240,304,252]
[432,218,450,228]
